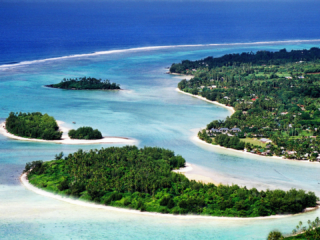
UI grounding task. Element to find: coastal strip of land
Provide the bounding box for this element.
[176,87,318,163]
[20,172,318,220]
[0,121,136,145]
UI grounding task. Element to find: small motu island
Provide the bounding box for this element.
[68,126,102,140]
[46,77,120,90]
[5,112,62,140]
[1,112,135,145]
[171,47,320,162]
[23,146,317,218]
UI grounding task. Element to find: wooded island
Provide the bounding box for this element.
[4,112,104,141]
[24,146,317,217]
[46,77,120,90]
[6,112,62,140]
[68,126,102,140]
[171,47,320,161]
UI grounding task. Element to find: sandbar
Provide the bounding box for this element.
[0,121,136,145]
[173,163,220,185]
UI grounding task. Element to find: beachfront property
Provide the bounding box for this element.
[230,127,241,132]
[210,128,220,133]
[219,127,229,133]
[207,127,242,135]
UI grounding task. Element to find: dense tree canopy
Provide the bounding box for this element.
[6,112,62,140]
[47,77,120,90]
[25,146,317,217]
[172,47,320,160]
[170,47,320,72]
[68,126,102,140]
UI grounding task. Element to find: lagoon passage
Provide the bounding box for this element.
[1,43,320,239]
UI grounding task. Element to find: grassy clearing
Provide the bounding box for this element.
[240,138,267,147]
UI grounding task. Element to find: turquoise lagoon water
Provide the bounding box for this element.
[1,42,320,239]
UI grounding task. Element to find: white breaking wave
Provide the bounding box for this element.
[1,39,320,70]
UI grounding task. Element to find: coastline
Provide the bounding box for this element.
[0,121,136,145]
[175,88,235,114]
[20,172,318,220]
[175,88,318,164]
[169,72,194,80]
[192,134,285,161]
[173,163,220,185]
[194,134,320,164]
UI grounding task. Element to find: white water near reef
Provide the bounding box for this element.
[1,41,320,239]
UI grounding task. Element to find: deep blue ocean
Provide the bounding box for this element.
[1,1,320,64]
[1,1,320,239]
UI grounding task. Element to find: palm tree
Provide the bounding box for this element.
[267,230,283,240]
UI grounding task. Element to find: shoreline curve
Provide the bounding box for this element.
[175,88,235,114]
[20,172,318,220]
[176,88,319,164]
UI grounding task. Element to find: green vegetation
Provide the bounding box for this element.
[6,112,62,140]
[47,77,120,90]
[198,130,245,150]
[68,126,102,140]
[268,231,283,240]
[172,47,320,160]
[240,138,267,147]
[25,146,317,217]
[267,217,320,239]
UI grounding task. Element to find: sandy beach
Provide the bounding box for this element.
[175,88,235,114]
[175,88,318,164]
[168,72,194,80]
[20,172,317,220]
[193,129,320,164]
[0,121,136,145]
[192,134,283,161]
[173,163,220,185]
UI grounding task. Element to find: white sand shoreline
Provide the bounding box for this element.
[20,172,317,220]
[175,88,319,164]
[175,88,235,114]
[169,72,194,77]
[193,127,320,164]
[173,163,220,185]
[0,121,136,145]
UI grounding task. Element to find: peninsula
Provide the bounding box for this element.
[171,47,320,162]
[46,77,120,90]
[23,146,317,218]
